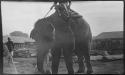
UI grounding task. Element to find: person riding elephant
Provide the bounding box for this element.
[50,0,71,17]
[51,0,71,8]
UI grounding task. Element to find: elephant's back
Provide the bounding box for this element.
[69,17,92,41]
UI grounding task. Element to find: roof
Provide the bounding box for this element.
[3,35,35,43]
[94,31,123,40]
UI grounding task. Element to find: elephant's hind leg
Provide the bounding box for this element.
[75,42,86,73]
[84,42,93,74]
[63,45,74,74]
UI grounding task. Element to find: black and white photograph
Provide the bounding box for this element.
[1,0,124,74]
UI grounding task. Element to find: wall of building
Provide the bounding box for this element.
[91,38,123,54]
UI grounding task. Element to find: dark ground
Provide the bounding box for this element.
[3,57,124,74]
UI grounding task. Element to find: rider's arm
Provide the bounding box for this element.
[50,0,58,10]
[68,0,71,7]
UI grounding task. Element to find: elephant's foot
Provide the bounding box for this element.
[36,68,46,74]
[75,69,85,74]
[34,71,42,74]
[44,70,52,74]
[75,71,85,74]
[86,68,93,74]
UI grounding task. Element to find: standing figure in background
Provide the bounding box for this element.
[6,37,14,57]
[3,43,13,64]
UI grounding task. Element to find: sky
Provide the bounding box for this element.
[1,1,123,36]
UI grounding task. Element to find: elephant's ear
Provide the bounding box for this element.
[30,28,37,40]
[30,19,54,42]
[30,19,42,41]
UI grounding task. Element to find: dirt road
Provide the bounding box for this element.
[3,57,124,74]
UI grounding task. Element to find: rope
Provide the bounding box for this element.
[12,60,18,74]
[44,7,53,18]
[10,52,18,74]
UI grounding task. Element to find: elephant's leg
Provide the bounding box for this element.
[84,43,93,74]
[36,43,50,74]
[84,51,93,74]
[51,48,61,74]
[37,52,45,73]
[75,42,85,73]
[63,45,74,74]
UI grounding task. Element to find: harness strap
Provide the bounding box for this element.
[44,8,53,18]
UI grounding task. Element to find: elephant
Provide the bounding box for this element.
[30,3,93,74]
[30,5,75,74]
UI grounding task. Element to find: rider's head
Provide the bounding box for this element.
[55,2,71,18]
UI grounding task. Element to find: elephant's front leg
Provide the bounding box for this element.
[36,43,51,74]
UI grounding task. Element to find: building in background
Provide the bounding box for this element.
[92,31,123,55]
